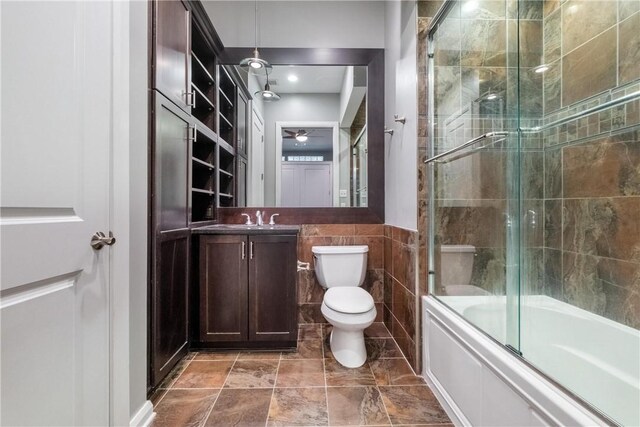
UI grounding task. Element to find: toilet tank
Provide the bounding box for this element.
[440,245,475,286]
[312,245,368,288]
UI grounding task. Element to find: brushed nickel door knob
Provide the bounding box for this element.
[91,231,116,250]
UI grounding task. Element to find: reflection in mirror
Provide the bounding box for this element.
[239,64,367,207]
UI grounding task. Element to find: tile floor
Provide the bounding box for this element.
[150,323,451,426]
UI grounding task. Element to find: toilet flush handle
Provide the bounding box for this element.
[297,260,310,271]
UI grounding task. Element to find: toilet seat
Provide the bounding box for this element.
[323,287,374,314]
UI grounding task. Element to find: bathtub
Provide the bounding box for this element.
[422,295,640,426]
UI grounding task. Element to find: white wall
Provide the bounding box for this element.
[262,93,340,205]
[384,0,418,231]
[202,1,385,48]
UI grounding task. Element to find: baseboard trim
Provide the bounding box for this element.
[130,400,155,427]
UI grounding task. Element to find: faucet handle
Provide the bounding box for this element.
[240,213,253,225]
[269,213,280,225]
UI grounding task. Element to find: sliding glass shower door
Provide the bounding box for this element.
[427,0,521,350]
[428,1,640,425]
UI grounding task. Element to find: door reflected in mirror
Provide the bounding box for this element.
[240,65,368,208]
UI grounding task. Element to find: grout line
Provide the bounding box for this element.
[322,328,331,427]
[265,354,282,427]
[152,352,199,406]
[371,361,393,426]
[199,354,237,427]
[163,352,197,390]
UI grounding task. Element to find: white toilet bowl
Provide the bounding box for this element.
[321,288,376,367]
[312,245,375,368]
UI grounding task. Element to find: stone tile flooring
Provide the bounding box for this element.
[150,323,451,426]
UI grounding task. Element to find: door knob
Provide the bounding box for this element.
[91,231,116,250]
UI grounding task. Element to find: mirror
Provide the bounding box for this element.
[217,47,385,224]
[237,65,368,208]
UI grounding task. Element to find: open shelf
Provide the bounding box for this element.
[192,83,215,131]
[192,157,215,170]
[191,51,214,91]
[192,187,214,195]
[192,190,216,221]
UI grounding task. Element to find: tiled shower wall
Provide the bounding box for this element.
[416,0,640,332]
[533,0,640,329]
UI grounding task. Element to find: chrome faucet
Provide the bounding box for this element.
[269,213,279,225]
[240,213,253,225]
[255,210,264,226]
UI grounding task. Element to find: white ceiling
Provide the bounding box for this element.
[282,127,333,153]
[258,65,346,94]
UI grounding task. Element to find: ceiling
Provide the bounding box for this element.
[282,127,333,153]
[258,65,347,94]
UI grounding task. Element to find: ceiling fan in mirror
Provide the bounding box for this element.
[283,129,321,145]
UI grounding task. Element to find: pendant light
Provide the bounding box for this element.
[239,1,272,74]
[254,67,280,101]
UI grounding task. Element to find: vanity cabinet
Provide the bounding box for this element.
[198,233,298,345]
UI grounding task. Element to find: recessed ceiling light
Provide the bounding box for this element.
[287,74,298,82]
[533,64,550,74]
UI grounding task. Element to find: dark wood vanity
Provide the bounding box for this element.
[194,227,299,346]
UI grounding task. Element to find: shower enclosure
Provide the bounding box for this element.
[426,0,640,425]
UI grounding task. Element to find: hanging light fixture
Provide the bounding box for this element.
[254,67,280,101]
[239,1,272,74]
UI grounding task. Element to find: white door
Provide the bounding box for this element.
[281,165,300,207]
[249,108,265,206]
[301,163,333,207]
[280,162,332,207]
[1,2,113,425]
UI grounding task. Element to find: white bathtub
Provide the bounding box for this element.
[423,295,640,426]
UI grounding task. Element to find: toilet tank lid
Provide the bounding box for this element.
[312,245,369,254]
[440,245,476,253]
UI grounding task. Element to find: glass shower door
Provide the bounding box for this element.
[427,0,521,350]
[517,0,640,424]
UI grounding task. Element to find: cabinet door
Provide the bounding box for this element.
[154,92,190,232]
[153,0,191,112]
[151,229,190,388]
[248,235,298,341]
[200,235,248,342]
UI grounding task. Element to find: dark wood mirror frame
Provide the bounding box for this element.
[217,47,385,224]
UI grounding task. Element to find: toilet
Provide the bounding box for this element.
[312,245,375,368]
[440,245,490,296]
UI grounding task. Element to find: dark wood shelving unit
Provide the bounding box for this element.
[217,65,236,147]
[149,0,254,392]
[191,124,217,223]
[189,22,216,135]
[218,147,235,207]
